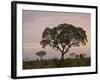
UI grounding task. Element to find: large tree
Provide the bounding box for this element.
[40,23,88,61]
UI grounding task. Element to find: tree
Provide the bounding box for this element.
[40,23,88,61]
[79,53,87,59]
[69,52,76,59]
[36,51,46,60]
[75,55,80,59]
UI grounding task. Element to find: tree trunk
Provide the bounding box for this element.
[61,53,64,62]
[58,53,64,67]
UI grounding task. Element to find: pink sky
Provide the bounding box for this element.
[22,10,91,61]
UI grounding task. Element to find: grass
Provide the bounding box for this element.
[23,57,91,69]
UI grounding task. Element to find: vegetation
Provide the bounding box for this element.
[23,23,90,69]
[36,51,46,60]
[40,23,88,62]
[23,57,91,69]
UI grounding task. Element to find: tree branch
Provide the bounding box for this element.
[63,40,76,55]
[61,43,65,52]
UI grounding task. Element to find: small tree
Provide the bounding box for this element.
[36,51,46,60]
[80,53,87,59]
[40,23,88,62]
[69,52,76,59]
[75,55,80,59]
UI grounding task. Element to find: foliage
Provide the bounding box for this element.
[36,51,46,60]
[23,57,91,69]
[69,52,76,58]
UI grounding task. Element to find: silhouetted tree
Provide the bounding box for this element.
[40,23,88,62]
[80,53,87,59]
[36,51,46,60]
[76,55,80,59]
[69,52,76,59]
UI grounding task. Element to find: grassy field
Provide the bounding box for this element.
[23,57,90,69]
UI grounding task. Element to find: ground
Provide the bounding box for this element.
[23,57,90,69]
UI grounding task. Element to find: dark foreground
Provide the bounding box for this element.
[23,58,90,69]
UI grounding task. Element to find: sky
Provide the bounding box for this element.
[22,10,91,61]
